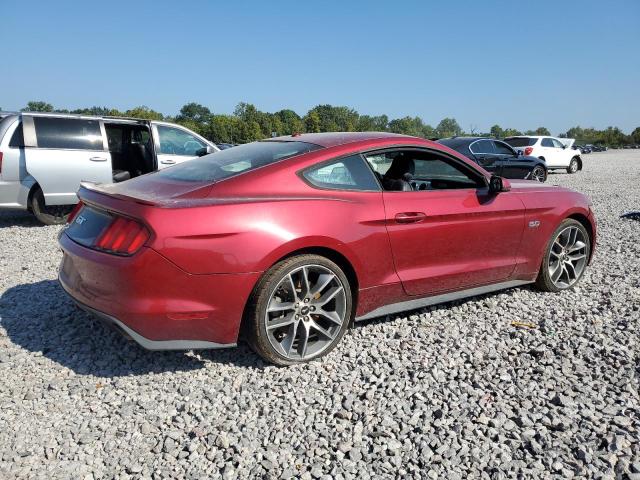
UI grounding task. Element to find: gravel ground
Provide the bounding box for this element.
[0,150,638,479]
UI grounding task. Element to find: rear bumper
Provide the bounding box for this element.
[58,232,261,348]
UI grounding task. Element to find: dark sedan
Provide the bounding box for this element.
[437,137,547,182]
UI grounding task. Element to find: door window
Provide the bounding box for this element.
[33,117,103,150]
[9,123,24,147]
[541,138,554,147]
[493,141,515,156]
[365,150,483,191]
[157,125,206,156]
[470,140,494,154]
[551,138,565,148]
[303,155,380,191]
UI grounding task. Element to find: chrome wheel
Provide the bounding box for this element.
[569,159,579,173]
[265,264,347,361]
[531,166,546,182]
[548,225,588,288]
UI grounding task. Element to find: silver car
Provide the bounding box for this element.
[0,113,219,224]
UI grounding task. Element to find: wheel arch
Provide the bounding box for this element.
[567,212,595,263]
[240,245,361,337]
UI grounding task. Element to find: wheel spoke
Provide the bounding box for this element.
[314,308,343,325]
[568,240,586,253]
[267,299,295,313]
[568,253,586,262]
[288,274,300,301]
[551,262,563,282]
[314,286,343,307]
[310,273,334,297]
[297,323,310,358]
[310,320,335,340]
[280,320,299,355]
[564,261,577,281]
[301,266,312,297]
[266,313,296,330]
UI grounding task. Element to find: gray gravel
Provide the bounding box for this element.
[1,149,638,479]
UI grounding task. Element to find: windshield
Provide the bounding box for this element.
[504,137,537,147]
[157,140,322,183]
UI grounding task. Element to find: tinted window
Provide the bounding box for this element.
[304,155,379,191]
[541,138,554,147]
[158,140,322,183]
[9,123,24,147]
[470,139,494,154]
[157,125,206,156]
[493,141,514,155]
[33,117,103,150]
[365,150,483,191]
[504,137,537,147]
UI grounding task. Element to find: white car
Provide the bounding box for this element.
[504,136,582,174]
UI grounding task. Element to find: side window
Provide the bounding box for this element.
[365,150,483,191]
[541,138,554,147]
[493,141,515,155]
[470,140,494,154]
[33,117,103,150]
[157,125,206,156]
[551,138,564,148]
[9,122,24,147]
[303,154,380,191]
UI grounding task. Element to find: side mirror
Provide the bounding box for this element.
[196,145,216,157]
[489,175,511,194]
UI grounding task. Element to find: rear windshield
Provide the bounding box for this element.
[157,140,322,183]
[504,137,537,147]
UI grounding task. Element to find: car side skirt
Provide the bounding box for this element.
[355,280,532,321]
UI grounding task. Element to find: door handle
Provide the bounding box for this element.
[161,159,176,165]
[395,212,426,224]
[90,157,107,162]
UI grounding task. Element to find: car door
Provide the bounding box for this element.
[551,138,571,167]
[152,123,211,169]
[469,139,501,174]
[22,115,112,205]
[540,137,561,167]
[492,140,530,179]
[364,149,525,297]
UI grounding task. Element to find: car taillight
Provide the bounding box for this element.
[66,201,84,224]
[524,147,533,156]
[94,216,150,255]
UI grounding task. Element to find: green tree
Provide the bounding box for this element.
[306,105,359,132]
[304,111,321,133]
[631,127,640,144]
[176,103,211,124]
[125,106,164,120]
[357,114,389,132]
[490,124,504,138]
[502,128,522,137]
[534,127,551,136]
[435,118,462,138]
[21,101,54,112]
[274,109,304,135]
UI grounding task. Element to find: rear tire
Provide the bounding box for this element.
[531,165,546,182]
[567,158,579,174]
[245,254,352,366]
[30,187,72,225]
[535,219,590,292]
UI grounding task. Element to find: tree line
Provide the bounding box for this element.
[16,100,640,147]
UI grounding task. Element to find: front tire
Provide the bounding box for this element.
[246,254,353,366]
[567,158,580,174]
[535,219,590,292]
[30,187,73,225]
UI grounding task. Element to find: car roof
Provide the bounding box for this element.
[266,131,419,148]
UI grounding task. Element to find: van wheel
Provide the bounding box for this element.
[30,188,72,225]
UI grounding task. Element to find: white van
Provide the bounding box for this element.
[0,113,218,224]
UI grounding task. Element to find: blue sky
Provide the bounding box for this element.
[1,0,638,134]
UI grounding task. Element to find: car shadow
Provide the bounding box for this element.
[0,210,45,228]
[0,280,264,376]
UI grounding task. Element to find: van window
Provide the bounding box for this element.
[9,123,24,147]
[33,117,103,150]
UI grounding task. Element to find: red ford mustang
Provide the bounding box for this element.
[58,132,596,365]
